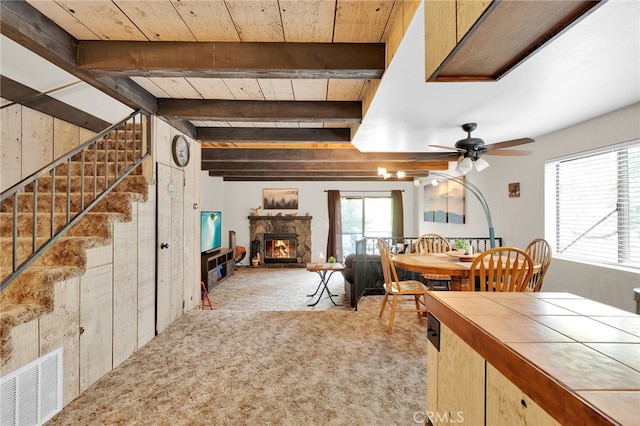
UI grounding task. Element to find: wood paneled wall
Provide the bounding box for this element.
[0,107,201,408]
[0,100,96,192]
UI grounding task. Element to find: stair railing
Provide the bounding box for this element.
[1,109,151,291]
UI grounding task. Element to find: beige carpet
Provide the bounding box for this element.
[48,267,428,425]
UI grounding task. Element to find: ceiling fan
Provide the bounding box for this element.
[431,123,534,174]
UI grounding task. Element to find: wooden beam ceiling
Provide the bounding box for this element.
[197,128,351,143]
[4,0,447,182]
[202,147,453,181]
[77,41,385,79]
[157,99,362,122]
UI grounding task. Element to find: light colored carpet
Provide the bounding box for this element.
[48,267,428,425]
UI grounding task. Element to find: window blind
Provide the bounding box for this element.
[544,141,639,269]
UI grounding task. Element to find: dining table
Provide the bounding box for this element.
[393,252,541,291]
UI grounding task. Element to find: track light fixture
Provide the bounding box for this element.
[377,167,405,179]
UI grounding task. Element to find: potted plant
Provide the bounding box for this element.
[453,239,468,253]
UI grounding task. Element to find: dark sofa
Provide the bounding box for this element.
[342,253,384,308]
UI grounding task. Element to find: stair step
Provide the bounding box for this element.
[0,264,85,313]
[22,174,148,194]
[73,149,143,163]
[0,191,142,214]
[0,235,111,273]
[54,160,143,177]
[0,211,123,239]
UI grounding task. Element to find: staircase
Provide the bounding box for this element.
[0,111,151,366]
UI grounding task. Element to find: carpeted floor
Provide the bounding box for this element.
[48,267,428,425]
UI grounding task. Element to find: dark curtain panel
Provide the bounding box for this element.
[326,190,343,262]
[391,190,404,237]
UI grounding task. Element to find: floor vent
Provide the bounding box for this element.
[1,347,63,426]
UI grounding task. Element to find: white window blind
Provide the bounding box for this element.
[544,141,639,269]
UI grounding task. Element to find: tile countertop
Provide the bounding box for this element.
[426,292,640,426]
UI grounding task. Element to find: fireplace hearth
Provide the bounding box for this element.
[264,233,297,263]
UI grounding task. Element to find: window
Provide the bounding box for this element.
[544,141,639,269]
[341,195,392,257]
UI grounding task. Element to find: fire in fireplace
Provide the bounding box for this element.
[264,233,298,263]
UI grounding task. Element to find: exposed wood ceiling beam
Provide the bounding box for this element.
[158,100,362,122]
[201,160,448,172]
[77,41,385,79]
[0,76,110,132]
[201,149,457,163]
[426,0,603,81]
[197,128,351,143]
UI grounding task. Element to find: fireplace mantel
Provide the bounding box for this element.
[248,215,312,220]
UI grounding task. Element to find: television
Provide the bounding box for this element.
[201,211,222,253]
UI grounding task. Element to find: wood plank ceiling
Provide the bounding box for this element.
[1,0,455,181]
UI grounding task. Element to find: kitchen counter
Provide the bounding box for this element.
[426,292,640,425]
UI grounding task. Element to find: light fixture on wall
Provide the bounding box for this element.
[378,167,405,179]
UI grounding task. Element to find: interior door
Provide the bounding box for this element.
[156,163,184,334]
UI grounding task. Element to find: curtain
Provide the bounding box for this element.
[391,190,404,237]
[326,190,343,262]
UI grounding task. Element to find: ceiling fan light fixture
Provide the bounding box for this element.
[377,167,387,176]
[456,156,474,175]
[474,157,490,172]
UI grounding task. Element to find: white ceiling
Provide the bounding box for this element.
[2,0,638,153]
[353,0,640,153]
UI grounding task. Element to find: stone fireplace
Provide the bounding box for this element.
[248,215,312,266]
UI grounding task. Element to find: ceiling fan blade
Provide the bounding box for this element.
[485,137,535,151]
[430,144,460,152]
[485,149,532,156]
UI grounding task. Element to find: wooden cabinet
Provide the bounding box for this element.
[425,292,635,425]
[426,319,484,425]
[486,364,559,426]
[201,248,234,292]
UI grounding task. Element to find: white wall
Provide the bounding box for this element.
[200,175,415,263]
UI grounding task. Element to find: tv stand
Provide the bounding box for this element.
[201,247,234,292]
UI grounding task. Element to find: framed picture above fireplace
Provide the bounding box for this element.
[263,188,299,210]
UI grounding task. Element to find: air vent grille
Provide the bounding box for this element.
[0,347,63,426]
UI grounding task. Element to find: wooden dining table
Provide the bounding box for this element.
[393,252,541,291]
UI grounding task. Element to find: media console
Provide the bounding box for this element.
[201,248,234,292]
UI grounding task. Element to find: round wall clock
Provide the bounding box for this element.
[172,135,190,167]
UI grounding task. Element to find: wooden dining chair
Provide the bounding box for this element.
[413,233,452,290]
[525,238,552,292]
[377,239,428,334]
[469,247,534,292]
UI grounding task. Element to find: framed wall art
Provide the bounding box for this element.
[423,179,465,224]
[262,188,299,210]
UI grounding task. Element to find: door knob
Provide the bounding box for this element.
[160,243,169,249]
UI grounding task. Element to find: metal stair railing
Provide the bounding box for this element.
[1,109,151,291]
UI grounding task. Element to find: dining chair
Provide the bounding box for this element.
[525,238,552,292]
[377,238,428,334]
[413,233,452,290]
[469,247,534,292]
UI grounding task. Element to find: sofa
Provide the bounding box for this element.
[342,253,384,308]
